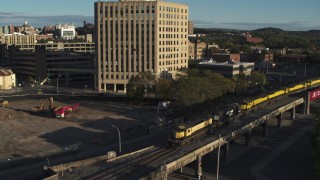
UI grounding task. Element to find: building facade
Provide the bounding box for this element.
[1,33,37,44]
[188,41,195,60]
[197,61,254,78]
[95,0,189,92]
[211,53,240,63]
[195,40,206,60]
[55,23,76,40]
[8,46,94,85]
[188,20,193,35]
[0,68,15,90]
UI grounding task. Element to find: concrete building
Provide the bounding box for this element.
[2,26,9,34]
[0,68,16,90]
[55,23,76,40]
[1,33,37,44]
[8,46,94,85]
[188,20,194,35]
[188,41,195,60]
[197,60,254,78]
[95,0,189,92]
[1,42,94,66]
[195,40,206,60]
[211,53,240,63]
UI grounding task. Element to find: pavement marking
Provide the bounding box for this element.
[250,124,314,180]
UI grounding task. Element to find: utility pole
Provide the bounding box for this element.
[112,125,121,154]
[216,134,221,180]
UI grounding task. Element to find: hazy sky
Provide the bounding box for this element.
[1,0,319,31]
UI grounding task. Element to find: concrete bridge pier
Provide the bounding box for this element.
[305,92,310,115]
[277,113,283,127]
[300,92,310,115]
[222,142,230,161]
[261,121,268,137]
[291,106,296,120]
[179,167,183,174]
[245,130,252,147]
[194,156,202,179]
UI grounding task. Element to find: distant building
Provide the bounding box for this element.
[242,32,263,44]
[2,26,9,34]
[8,25,15,34]
[188,41,195,60]
[195,40,206,60]
[208,43,219,49]
[211,53,240,63]
[245,37,263,44]
[0,68,15,90]
[0,42,94,65]
[1,33,37,44]
[15,21,37,35]
[197,60,254,78]
[276,55,307,64]
[188,21,194,35]
[55,23,76,40]
[36,34,54,41]
[7,46,94,85]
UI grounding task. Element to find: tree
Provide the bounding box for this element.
[126,75,145,99]
[174,69,232,107]
[155,79,174,99]
[126,71,156,99]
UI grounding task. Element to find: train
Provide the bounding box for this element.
[240,78,320,111]
[169,78,320,146]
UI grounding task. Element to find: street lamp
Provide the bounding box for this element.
[112,124,121,154]
[56,74,62,95]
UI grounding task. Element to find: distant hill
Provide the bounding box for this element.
[252,27,284,33]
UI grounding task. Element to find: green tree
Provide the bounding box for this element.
[174,69,232,107]
[155,79,174,99]
[126,71,156,99]
[126,75,145,99]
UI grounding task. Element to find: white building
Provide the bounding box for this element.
[0,68,16,90]
[55,23,76,40]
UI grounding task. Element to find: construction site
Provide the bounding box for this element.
[0,95,158,163]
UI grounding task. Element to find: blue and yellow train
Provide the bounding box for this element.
[169,78,320,146]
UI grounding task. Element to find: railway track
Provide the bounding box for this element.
[84,147,174,180]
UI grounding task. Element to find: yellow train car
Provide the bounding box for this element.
[288,84,305,92]
[268,89,286,99]
[240,101,253,111]
[310,79,320,86]
[252,96,268,107]
[172,116,213,140]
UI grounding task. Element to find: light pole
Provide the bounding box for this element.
[112,124,121,154]
[56,74,62,95]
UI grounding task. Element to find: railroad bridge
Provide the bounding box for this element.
[139,92,316,180]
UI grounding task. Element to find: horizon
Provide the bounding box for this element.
[0,0,319,31]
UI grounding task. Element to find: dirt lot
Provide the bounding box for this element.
[0,96,157,161]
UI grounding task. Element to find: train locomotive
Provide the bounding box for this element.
[169,78,320,146]
[169,105,239,147]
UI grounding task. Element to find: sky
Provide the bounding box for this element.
[0,0,320,31]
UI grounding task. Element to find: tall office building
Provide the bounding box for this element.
[95,0,189,92]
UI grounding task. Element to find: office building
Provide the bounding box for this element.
[95,0,189,92]
[197,60,254,78]
[188,20,193,35]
